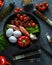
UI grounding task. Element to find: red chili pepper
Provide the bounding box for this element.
[18,36,30,48]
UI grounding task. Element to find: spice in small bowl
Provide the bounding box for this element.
[22,0,33,6]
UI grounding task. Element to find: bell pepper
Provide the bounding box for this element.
[18,36,30,48]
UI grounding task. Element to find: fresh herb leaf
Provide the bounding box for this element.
[26,25,40,34]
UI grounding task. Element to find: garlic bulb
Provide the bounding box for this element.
[30,33,37,40]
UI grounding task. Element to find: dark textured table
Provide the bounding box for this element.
[0,0,52,65]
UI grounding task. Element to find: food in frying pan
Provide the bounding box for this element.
[6,28,14,37]
[5,12,40,48]
[13,30,22,37]
[6,29,22,43]
[18,36,30,48]
[9,36,17,43]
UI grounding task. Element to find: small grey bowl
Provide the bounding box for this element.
[0,0,4,10]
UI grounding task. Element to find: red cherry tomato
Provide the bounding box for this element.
[23,16,27,22]
[24,23,27,27]
[44,1,48,6]
[0,56,7,65]
[15,20,19,26]
[23,14,27,17]
[31,23,36,27]
[0,1,3,7]
[10,20,15,25]
[20,8,23,12]
[39,3,43,7]
[27,16,30,20]
[16,14,20,18]
[16,7,20,11]
[30,20,33,23]
[20,15,23,21]
[4,61,11,65]
[28,23,31,27]
[14,10,17,14]
[45,3,49,9]
[39,6,46,11]
[35,4,39,8]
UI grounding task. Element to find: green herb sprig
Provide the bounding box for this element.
[0,33,9,50]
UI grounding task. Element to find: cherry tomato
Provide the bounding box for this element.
[20,15,23,21]
[10,20,14,25]
[39,3,43,7]
[24,23,27,27]
[45,3,49,9]
[31,23,36,27]
[0,1,3,7]
[35,4,39,8]
[23,14,27,17]
[15,18,18,20]
[27,16,30,20]
[15,20,19,26]
[28,23,31,27]
[17,14,20,18]
[44,1,48,6]
[30,20,33,23]
[14,10,17,14]
[23,16,27,22]
[4,61,11,65]
[39,6,46,11]
[20,8,23,12]
[0,56,7,65]
[16,7,20,11]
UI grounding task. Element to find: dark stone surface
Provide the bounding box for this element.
[0,0,52,65]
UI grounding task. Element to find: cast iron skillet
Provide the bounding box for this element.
[3,12,40,48]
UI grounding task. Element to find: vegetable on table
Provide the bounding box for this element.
[6,28,14,37]
[13,30,22,38]
[19,26,30,36]
[4,61,11,65]
[18,36,30,48]
[0,33,9,50]
[35,1,49,11]
[0,0,3,7]
[0,2,15,22]
[0,55,11,65]
[26,24,40,34]
[14,7,23,14]
[9,36,17,43]
[0,56,7,65]
[6,24,20,31]
[30,33,37,40]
